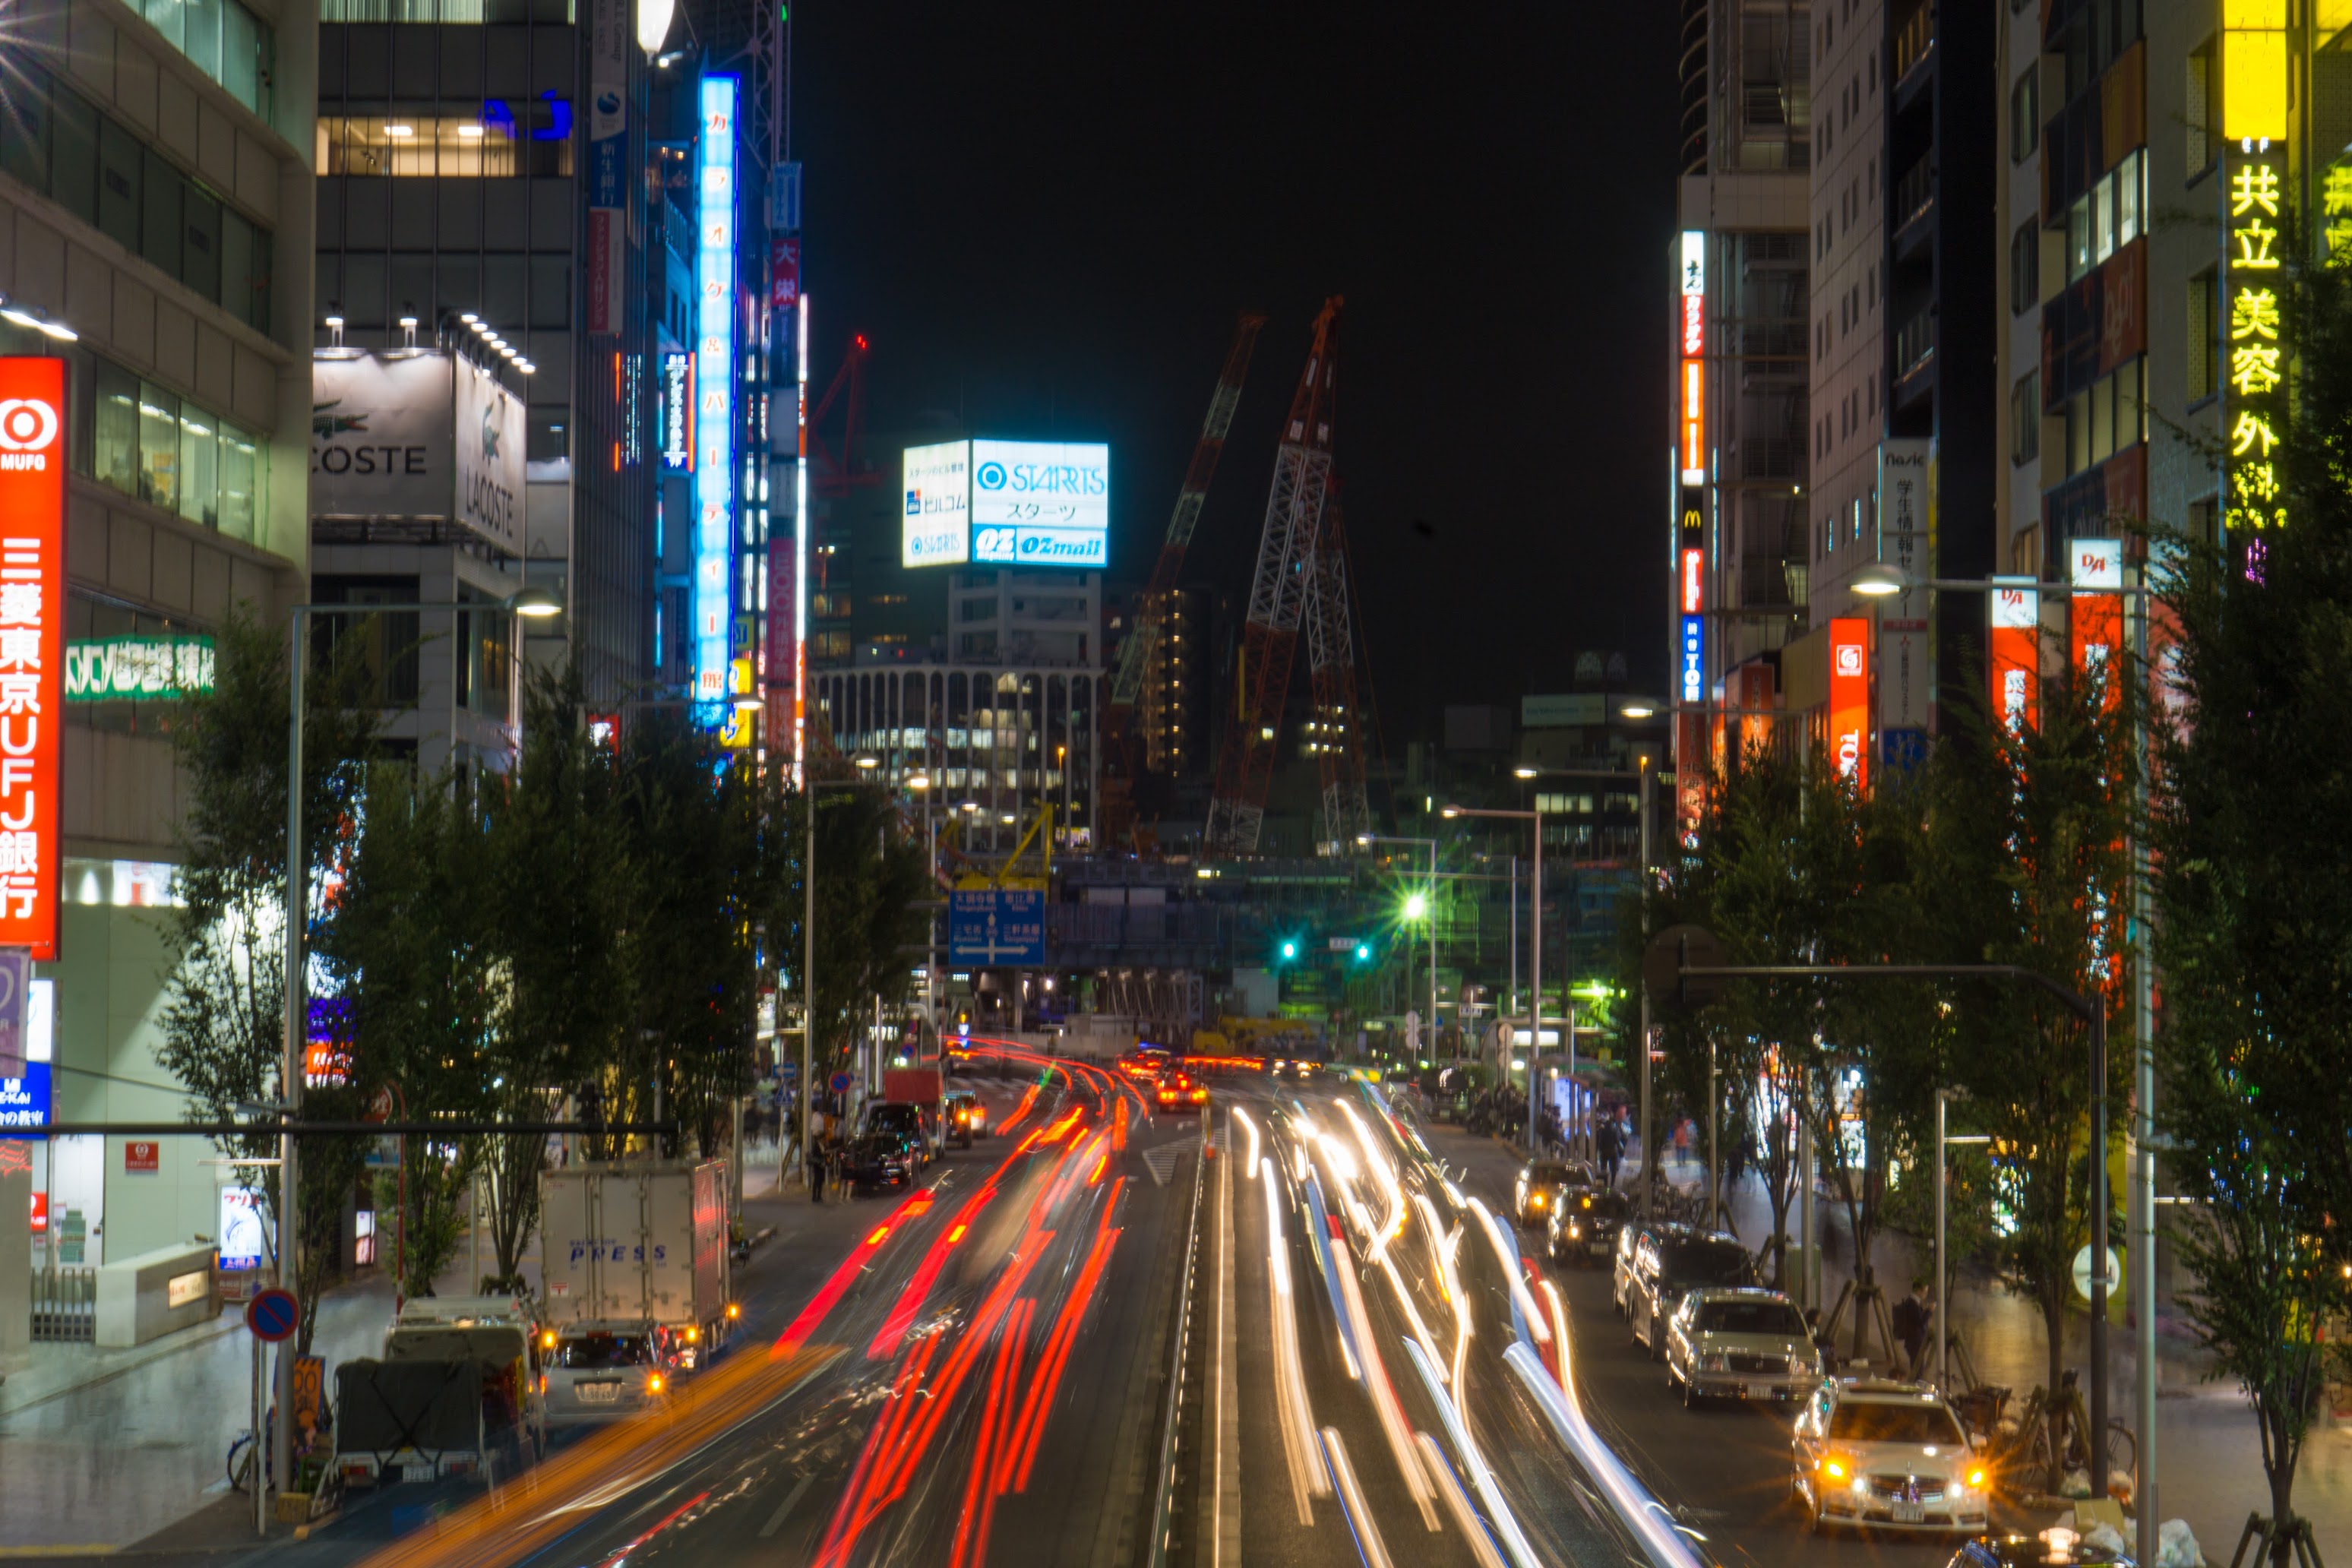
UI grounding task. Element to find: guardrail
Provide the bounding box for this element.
[1146,1116,1207,1566]
[32,1264,96,1342]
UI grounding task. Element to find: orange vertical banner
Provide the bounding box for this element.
[1828,617,1870,793]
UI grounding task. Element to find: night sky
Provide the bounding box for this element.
[796,3,1681,746]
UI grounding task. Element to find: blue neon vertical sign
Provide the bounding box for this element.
[692,76,738,718]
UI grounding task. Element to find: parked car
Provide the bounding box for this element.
[840,1126,923,1193]
[1663,1288,1821,1406]
[1627,1226,1759,1357]
[861,1102,935,1165]
[1545,1185,1631,1266]
[1512,1159,1598,1227]
[1791,1378,1990,1536]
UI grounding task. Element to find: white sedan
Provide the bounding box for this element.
[1790,1377,1990,1535]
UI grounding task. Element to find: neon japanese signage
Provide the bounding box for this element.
[1679,614,1703,705]
[1827,617,1869,793]
[2224,140,2287,547]
[0,359,65,960]
[1989,578,2038,733]
[661,351,693,473]
[692,76,738,718]
[1679,231,1705,485]
[1680,547,1703,615]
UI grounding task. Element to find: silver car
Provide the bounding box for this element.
[542,1323,678,1426]
[1664,1288,1821,1406]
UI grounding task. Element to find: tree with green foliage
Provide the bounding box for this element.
[776,781,932,1089]
[160,608,382,1351]
[2147,251,2352,1551]
[1920,667,2136,1478]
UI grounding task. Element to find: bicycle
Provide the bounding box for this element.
[226,1410,273,1495]
[1962,1369,2135,1499]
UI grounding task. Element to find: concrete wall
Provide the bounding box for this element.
[46,902,224,1267]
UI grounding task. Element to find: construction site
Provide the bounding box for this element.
[787,300,1654,1068]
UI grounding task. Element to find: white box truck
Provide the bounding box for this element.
[538,1162,735,1424]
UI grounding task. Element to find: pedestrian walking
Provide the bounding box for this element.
[1891,1277,1932,1375]
[805,1108,829,1203]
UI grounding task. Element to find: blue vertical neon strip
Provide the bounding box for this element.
[692,75,738,722]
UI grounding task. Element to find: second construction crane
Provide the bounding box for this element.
[1205,298,1372,856]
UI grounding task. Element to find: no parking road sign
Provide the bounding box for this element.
[245,1287,299,1343]
[830,1072,853,1095]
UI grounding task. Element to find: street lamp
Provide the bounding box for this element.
[1361,832,1440,1057]
[1933,1089,1992,1392]
[798,761,884,1187]
[275,584,558,1496]
[1841,557,2154,1544]
[1443,800,1544,1152]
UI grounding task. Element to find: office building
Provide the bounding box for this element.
[1137,583,1211,779]
[1668,0,1813,826]
[0,0,319,1271]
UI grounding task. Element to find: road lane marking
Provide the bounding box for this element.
[757,1471,817,1538]
[1319,1427,1394,1568]
[1143,1145,1181,1186]
[1212,1128,1241,1566]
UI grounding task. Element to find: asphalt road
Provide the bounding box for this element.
[1421,1111,2011,1568]
[45,1063,2013,1568]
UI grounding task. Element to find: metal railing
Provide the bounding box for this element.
[32,1265,96,1342]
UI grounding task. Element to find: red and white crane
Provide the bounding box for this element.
[1206,297,1369,855]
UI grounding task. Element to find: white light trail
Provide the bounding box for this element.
[1263,1155,1328,1519]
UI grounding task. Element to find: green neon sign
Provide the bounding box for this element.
[64,634,215,702]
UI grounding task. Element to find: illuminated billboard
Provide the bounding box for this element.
[1827,617,1870,793]
[902,441,971,567]
[897,439,1110,570]
[1990,578,2039,732]
[971,440,1108,567]
[691,75,738,716]
[0,357,65,959]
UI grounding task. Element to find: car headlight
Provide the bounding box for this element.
[1965,1466,1987,1491]
[1530,1193,1545,1208]
[1566,1224,1582,1238]
[1819,1456,1849,1483]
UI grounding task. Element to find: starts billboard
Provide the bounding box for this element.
[900,439,1110,571]
[902,441,970,567]
[970,439,1108,567]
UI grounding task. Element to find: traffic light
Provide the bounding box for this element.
[1279,937,1299,962]
[1353,942,1372,963]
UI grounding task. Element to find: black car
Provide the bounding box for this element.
[1544,1186,1630,1266]
[839,1129,921,1193]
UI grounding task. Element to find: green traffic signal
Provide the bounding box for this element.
[1354,943,1371,963]
[1279,938,1299,961]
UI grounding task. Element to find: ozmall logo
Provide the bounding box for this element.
[0,398,58,469]
[1833,643,1864,678]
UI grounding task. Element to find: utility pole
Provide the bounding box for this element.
[1638,754,1653,1221]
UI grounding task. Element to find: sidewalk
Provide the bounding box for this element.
[0,1276,397,1551]
[1478,1124,2352,1560]
[0,1080,1026,1554]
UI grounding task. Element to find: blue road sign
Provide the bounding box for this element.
[949,889,1045,966]
[246,1287,299,1343]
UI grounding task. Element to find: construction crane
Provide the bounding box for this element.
[1204,297,1346,857]
[1303,481,1372,850]
[1099,312,1267,850]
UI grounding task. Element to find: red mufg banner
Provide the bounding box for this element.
[0,357,66,959]
[1989,579,2039,733]
[1827,617,1870,793]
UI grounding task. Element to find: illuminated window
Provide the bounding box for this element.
[318,106,573,177]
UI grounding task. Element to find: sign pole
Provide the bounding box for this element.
[251,1327,264,1535]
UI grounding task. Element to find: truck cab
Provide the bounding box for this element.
[335,1295,548,1488]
